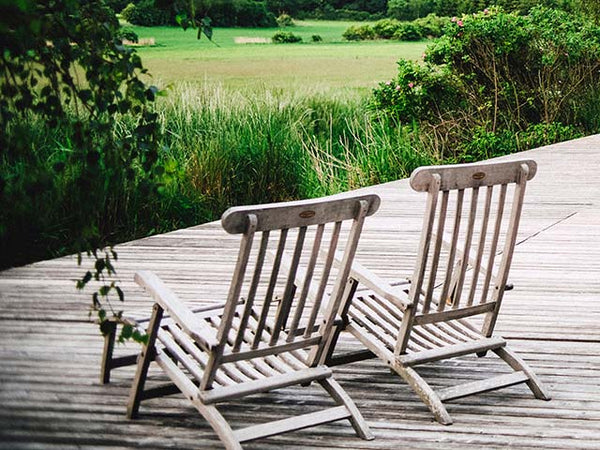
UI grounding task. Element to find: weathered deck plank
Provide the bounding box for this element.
[1,135,599,448]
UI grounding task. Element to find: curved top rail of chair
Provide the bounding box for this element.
[409,160,537,192]
[221,194,381,234]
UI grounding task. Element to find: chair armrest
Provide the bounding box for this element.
[346,259,411,311]
[134,270,219,351]
[325,250,411,311]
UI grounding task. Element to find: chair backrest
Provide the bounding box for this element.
[201,194,380,389]
[395,160,536,355]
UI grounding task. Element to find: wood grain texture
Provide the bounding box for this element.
[1,135,600,448]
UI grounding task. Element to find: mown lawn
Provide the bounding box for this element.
[126,21,428,91]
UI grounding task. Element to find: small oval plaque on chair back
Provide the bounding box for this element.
[472,171,486,181]
[299,210,316,219]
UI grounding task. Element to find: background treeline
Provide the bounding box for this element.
[114,0,599,27]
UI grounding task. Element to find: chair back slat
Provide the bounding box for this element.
[437,189,464,313]
[422,190,448,314]
[451,186,479,309]
[400,160,536,351]
[199,194,379,390]
[233,231,270,352]
[253,229,287,349]
[270,226,307,344]
[287,224,325,341]
[466,186,493,306]
[480,183,506,304]
[304,221,341,337]
[408,174,441,310]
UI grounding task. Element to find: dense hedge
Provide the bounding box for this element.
[387,0,596,21]
[343,14,448,41]
[371,7,600,160]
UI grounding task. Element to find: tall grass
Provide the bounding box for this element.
[157,83,433,211]
[0,83,435,269]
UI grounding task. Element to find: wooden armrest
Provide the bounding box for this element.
[134,270,219,350]
[326,250,411,311]
[348,259,411,311]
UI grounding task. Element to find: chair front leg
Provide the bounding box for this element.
[126,303,164,419]
[319,278,358,367]
[100,321,117,384]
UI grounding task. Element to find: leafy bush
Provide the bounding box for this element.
[1,0,163,341]
[373,18,401,39]
[277,12,294,26]
[342,24,375,40]
[121,0,169,26]
[311,34,323,42]
[427,7,600,127]
[116,27,139,43]
[345,15,446,41]
[414,13,448,37]
[393,22,423,40]
[272,31,302,43]
[372,7,600,159]
[460,123,583,162]
[371,59,461,122]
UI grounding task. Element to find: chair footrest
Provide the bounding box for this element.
[438,371,530,402]
[399,337,506,367]
[234,405,350,443]
[199,366,332,404]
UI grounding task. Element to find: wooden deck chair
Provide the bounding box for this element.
[325,160,550,425]
[125,194,380,449]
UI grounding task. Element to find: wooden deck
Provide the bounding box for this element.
[1,135,599,449]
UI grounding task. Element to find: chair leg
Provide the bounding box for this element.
[318,377,374,440]
[190,399,243,450]
[100,321,117,384]
[493,346,551,401]
[395,365,453,425]
[126,304,163,419]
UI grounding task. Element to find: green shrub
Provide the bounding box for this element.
[121,0,169,26]
[373,18,402,39]
[311,34,323,42]
[272,31,302,43]
[371,59,461,122]
[414,13,448,37]
[372,7,600,159]
[116,27,139,43]
[460,123,583,162]
[277,13,294,27]
[427,7,600,127]
[393,22,424,41]
[342,24,375,41]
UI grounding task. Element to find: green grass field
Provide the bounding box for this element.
[126,21,428,92]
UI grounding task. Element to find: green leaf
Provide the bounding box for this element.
[121,324,133,340]
[116,286,124,302]
[95,258,106,273]
[132,329,147,344]
[99,317,113,335]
